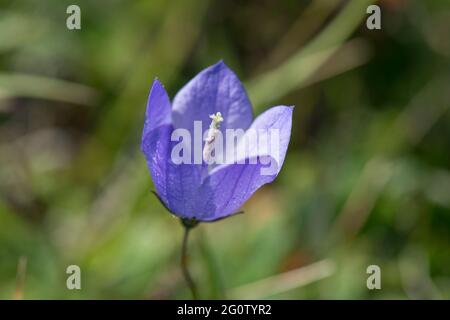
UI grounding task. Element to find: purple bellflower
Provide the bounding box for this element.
[141,61,293,224]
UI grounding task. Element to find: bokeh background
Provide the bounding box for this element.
[0,0,449,299]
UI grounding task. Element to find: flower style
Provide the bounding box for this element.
[141,61,293,222]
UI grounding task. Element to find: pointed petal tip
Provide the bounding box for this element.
[216,59,226,67]
[265,105,295,115]
[144,75,172,126]
[287,105,295,114]
[278,105,295,112]
[278,105,295,117]
[150,77,164,90]
[209,59,232,73]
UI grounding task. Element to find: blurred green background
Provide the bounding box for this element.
[0,0,449,299]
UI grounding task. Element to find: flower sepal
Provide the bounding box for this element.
[180,217,199,229]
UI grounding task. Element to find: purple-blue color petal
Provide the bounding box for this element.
[141,79,173,207]
[141,79,203,218]
[195,106,293,220]
[171,61,253,136]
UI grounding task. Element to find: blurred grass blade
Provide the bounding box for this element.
[247,0,375,109]
[229,259,336,299]
[14,256,27,300]
[256,0,341,71]
[333,74,450,240]
[301,37,372,88]
[0,73,98,106]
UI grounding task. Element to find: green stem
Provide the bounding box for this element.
[181,224,198,299]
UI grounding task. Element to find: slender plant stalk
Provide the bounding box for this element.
[181,225,198,299]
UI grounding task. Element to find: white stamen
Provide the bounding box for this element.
[203,112,223,163]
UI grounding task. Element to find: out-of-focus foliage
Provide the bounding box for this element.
[0,0,449,299]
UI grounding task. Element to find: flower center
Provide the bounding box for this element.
[203,112,223,163]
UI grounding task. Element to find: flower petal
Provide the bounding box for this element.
[141,79,173,206]
[237,105,293,171]
[165,159,203,218]
[196,161,274,221]
[196,105,293,220]
[171,61,253,135]
[141,79,202,218]
[144,79,172,130]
